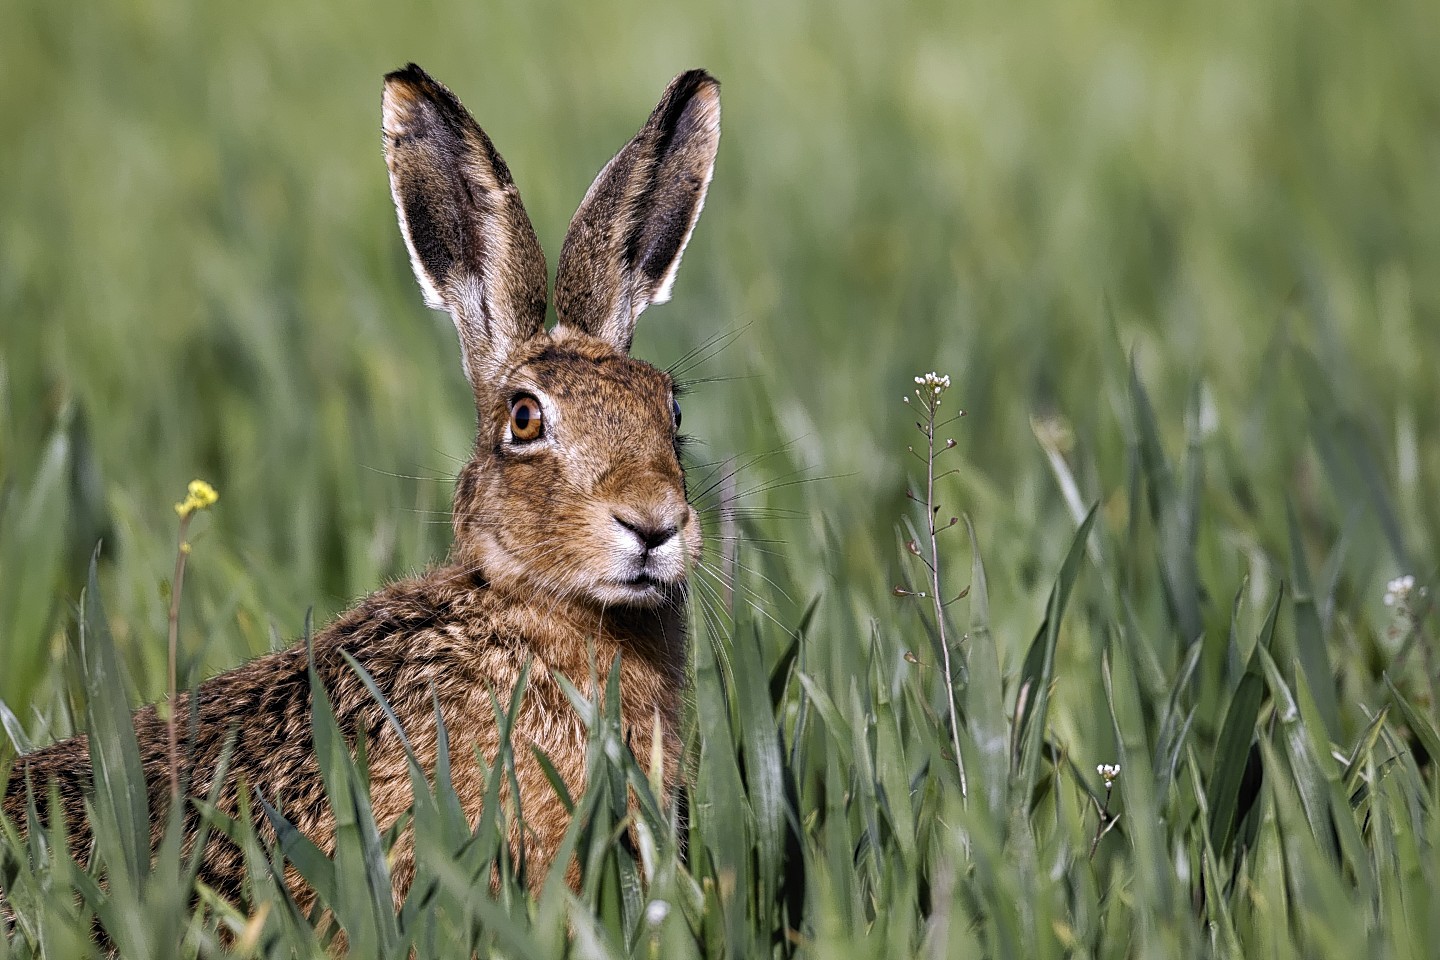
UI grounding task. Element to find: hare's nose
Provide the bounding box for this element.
[614,514,679,552]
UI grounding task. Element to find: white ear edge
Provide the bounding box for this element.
[391,193,448,312]
[639,92,720,313]
[383,96,447,313]
[646,161,714,309]
[386,162,478,383]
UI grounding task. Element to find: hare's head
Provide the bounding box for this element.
[382,64,719,609]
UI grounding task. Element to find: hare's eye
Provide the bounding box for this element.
[671,397,682,429]
[509,394,545,442]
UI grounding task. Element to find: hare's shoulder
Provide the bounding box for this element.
[314,564,521,691]
[323,564,502,656]
[182,566,502,740]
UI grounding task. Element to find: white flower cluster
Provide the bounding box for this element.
[1097,763,1121,786]
[905,371,953,405]
[1384,575,1418,608]
[915,372,951,394]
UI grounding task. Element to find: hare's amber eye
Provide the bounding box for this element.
[509,394,544,442]
[671,397,682,429]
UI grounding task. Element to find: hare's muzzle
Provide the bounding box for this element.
[614,514,680,553]
[603,498,696,601]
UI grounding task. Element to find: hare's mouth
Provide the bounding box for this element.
[615,572,670,597]
[595,572,678,605]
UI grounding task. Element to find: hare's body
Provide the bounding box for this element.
[8,560,683,901]
[3,64,720,904]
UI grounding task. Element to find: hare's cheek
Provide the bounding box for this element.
[585,533,624,577]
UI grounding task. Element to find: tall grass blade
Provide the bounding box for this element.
[1207,589,1278,857]
[1015,504,1098,788]
[964,515,1007,814]
[77,549,149,891]
[1284,501,1340,740]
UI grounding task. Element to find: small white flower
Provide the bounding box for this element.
[645,899,671,926]
[910,372,954,408]
[1385,575,1418,607]
[1097,763,1120,785]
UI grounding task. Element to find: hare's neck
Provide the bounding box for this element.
[496,587,689,748]
[488,581,689,691]
[553,598,687,688]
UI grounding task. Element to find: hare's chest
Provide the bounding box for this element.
[400,639,682,824]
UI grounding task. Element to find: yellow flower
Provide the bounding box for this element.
[188,479,219,507]
[175,479,220,518]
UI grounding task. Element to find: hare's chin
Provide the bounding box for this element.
[592,574,680,607]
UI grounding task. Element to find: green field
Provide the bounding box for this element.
[4,0,1440,955]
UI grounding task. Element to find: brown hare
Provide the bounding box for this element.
[2,62,720,906]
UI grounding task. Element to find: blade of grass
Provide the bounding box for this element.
[1015,504,1098,789]
[1284,500,1340,740]
[1207,588,1278,857]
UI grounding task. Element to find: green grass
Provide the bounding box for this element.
[4,0,1440,954]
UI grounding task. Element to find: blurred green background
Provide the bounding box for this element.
[2,0,1438,741]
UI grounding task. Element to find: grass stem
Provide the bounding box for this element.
[167,512,193,801]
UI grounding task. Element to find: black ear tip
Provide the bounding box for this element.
[654,69,720,132]
[382,63,474,130]
[673,68,720,99]
[385,62,423,81]
[386,62,432,84]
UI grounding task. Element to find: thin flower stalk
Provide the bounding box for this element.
[1090,763,1121,858]
[899,373,968,799]
[167,479,218,799]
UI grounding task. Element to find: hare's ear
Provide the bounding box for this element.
[383,64,548,384]
[554,69,720,352]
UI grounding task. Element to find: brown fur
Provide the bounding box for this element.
[2,63,721,913]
